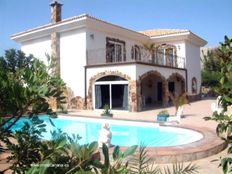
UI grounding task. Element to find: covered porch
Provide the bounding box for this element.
[86,63,186,112]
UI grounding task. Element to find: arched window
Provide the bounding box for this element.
[192,77,197,94]
[156,44,177,66]
[131,45,141,60]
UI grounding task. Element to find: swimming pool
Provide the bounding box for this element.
[11,115,203,147]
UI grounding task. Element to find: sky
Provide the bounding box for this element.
[0,0,232,56]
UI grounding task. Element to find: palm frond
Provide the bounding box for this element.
[129,144,160,174]
[163,162,199,174]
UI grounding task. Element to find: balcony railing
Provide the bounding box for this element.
[86,48,186,69]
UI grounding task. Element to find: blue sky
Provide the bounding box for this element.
[0,0,231,56]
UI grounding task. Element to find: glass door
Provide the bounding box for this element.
[95,85,110,109]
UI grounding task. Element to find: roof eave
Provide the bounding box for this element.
[150,32,190,42]
[150,32,207,46]
[11,14,88,43]
[187,31,207,46]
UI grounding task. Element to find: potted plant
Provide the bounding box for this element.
[101,104,113,117]
[169,92,189,114]
[157,110,169,122]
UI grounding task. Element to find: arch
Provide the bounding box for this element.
[139,70,166,82]
[192,77,197,94]
[157,43,177,51]
[97,75,127,81]
[87,71,132,110]
[138,70,169,109]
[167,73,185,95]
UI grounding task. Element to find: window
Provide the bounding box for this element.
[131,45,141,60]
[192,77,197,94]
[106,37,126,63]
[157,48,165,65]
[166,48,174,67]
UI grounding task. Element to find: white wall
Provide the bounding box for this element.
[86,28,145,64]
[60,29,86,97]
[136,64,186,81]
[21,29,87,98]
[185,41,201,94]
[21,36,51,65]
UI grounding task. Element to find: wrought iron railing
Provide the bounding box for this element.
[86,48,186,69]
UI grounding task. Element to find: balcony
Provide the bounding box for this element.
[86,48,186,69]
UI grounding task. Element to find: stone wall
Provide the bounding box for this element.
[128,80,140,112]
[70,96,85,110]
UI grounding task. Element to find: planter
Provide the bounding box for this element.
[101,113,113,117]
[157,114,169,122]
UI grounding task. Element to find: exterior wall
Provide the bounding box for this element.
[60,29,86,97]
[185,41,201,95]
[136,64,186,80]
[21,36,51,64]
[21,29,87,98]
[86,28,146,64]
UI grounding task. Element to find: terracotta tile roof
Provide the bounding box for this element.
[140,29,189,37]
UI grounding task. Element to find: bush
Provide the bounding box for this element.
[204,36,232,173]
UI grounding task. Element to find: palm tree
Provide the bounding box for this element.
[143,43,158,63]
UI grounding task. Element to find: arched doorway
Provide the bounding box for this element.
[94,75,129,110]
[167,73,185,96]
[139,71,168,110]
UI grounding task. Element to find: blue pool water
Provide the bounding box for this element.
[11,115,203,147]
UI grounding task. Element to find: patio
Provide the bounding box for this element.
[68,98,228,174]
[0,98,228,173]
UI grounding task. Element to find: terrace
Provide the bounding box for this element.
[86,47,186,69]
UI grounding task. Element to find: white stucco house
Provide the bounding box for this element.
[11,1,207,112]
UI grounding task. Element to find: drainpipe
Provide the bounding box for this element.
[84,66,87,109]
[84,50,88,109]
[185,69,188,92]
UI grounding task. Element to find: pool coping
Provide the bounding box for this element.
[119,124,226,163]
[60,114,227,163]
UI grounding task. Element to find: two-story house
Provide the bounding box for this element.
[11,1,207,112]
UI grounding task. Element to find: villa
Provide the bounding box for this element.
[11,1,207,112]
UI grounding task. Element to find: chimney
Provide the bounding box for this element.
[50,1,62,76]
[50,1,63,23]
